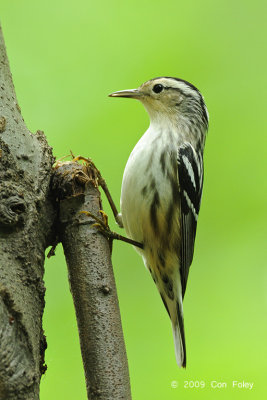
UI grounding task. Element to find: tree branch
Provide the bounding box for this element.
[0,25,55,399]
[52,162,132,400]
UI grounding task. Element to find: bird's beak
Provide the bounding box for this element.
[109,88,141,99]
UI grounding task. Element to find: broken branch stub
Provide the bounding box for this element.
[51,162,132,400]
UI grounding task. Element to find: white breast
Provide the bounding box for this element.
[120,124,176,246]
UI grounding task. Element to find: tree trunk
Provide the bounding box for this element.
[0,26,55,399]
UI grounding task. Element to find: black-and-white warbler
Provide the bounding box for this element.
[109,77,209,367]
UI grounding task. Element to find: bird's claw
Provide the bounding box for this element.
[81,210,113,238]
[72,155,91,164]
[98,210,108,226]
[80,209,143,249]
[91,222,114,239]
[53,154,98,172]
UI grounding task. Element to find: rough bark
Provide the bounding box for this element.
[0,26,55,400]
[52,162,132,400]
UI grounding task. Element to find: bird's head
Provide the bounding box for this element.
[109,77,209,129]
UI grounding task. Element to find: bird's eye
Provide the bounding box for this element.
[152,84,163,94]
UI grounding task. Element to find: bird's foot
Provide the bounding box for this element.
[53,154,96,170]
[71,156,101,177]
[81,210,143,249]
[54,155,122,227]
[80,210,115,240]
[53,154,75,169]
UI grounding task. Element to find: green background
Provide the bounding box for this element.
[1,0,266,399]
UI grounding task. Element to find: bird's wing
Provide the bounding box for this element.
[177,142,203,298]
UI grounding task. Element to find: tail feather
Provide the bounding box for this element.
[149,261,187,368]
[172,301,186,368]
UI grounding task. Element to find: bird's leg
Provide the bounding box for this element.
[81,211,143,249]
[72,156,123,228]
[97,175,123,228]
[70,156,141,247]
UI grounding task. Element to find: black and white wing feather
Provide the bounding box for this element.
[177,143,203,298]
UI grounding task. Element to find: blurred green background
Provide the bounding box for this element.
[1,0,266,399]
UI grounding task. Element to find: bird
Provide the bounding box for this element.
[109,77,209,368]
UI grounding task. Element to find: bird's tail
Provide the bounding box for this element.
[171,301,186,368]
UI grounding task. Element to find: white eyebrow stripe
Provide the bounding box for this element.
[171,82,200,99]
[156,78,200,99]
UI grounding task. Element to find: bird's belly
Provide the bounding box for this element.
[120,149,153,244]
[120,142,180,254]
